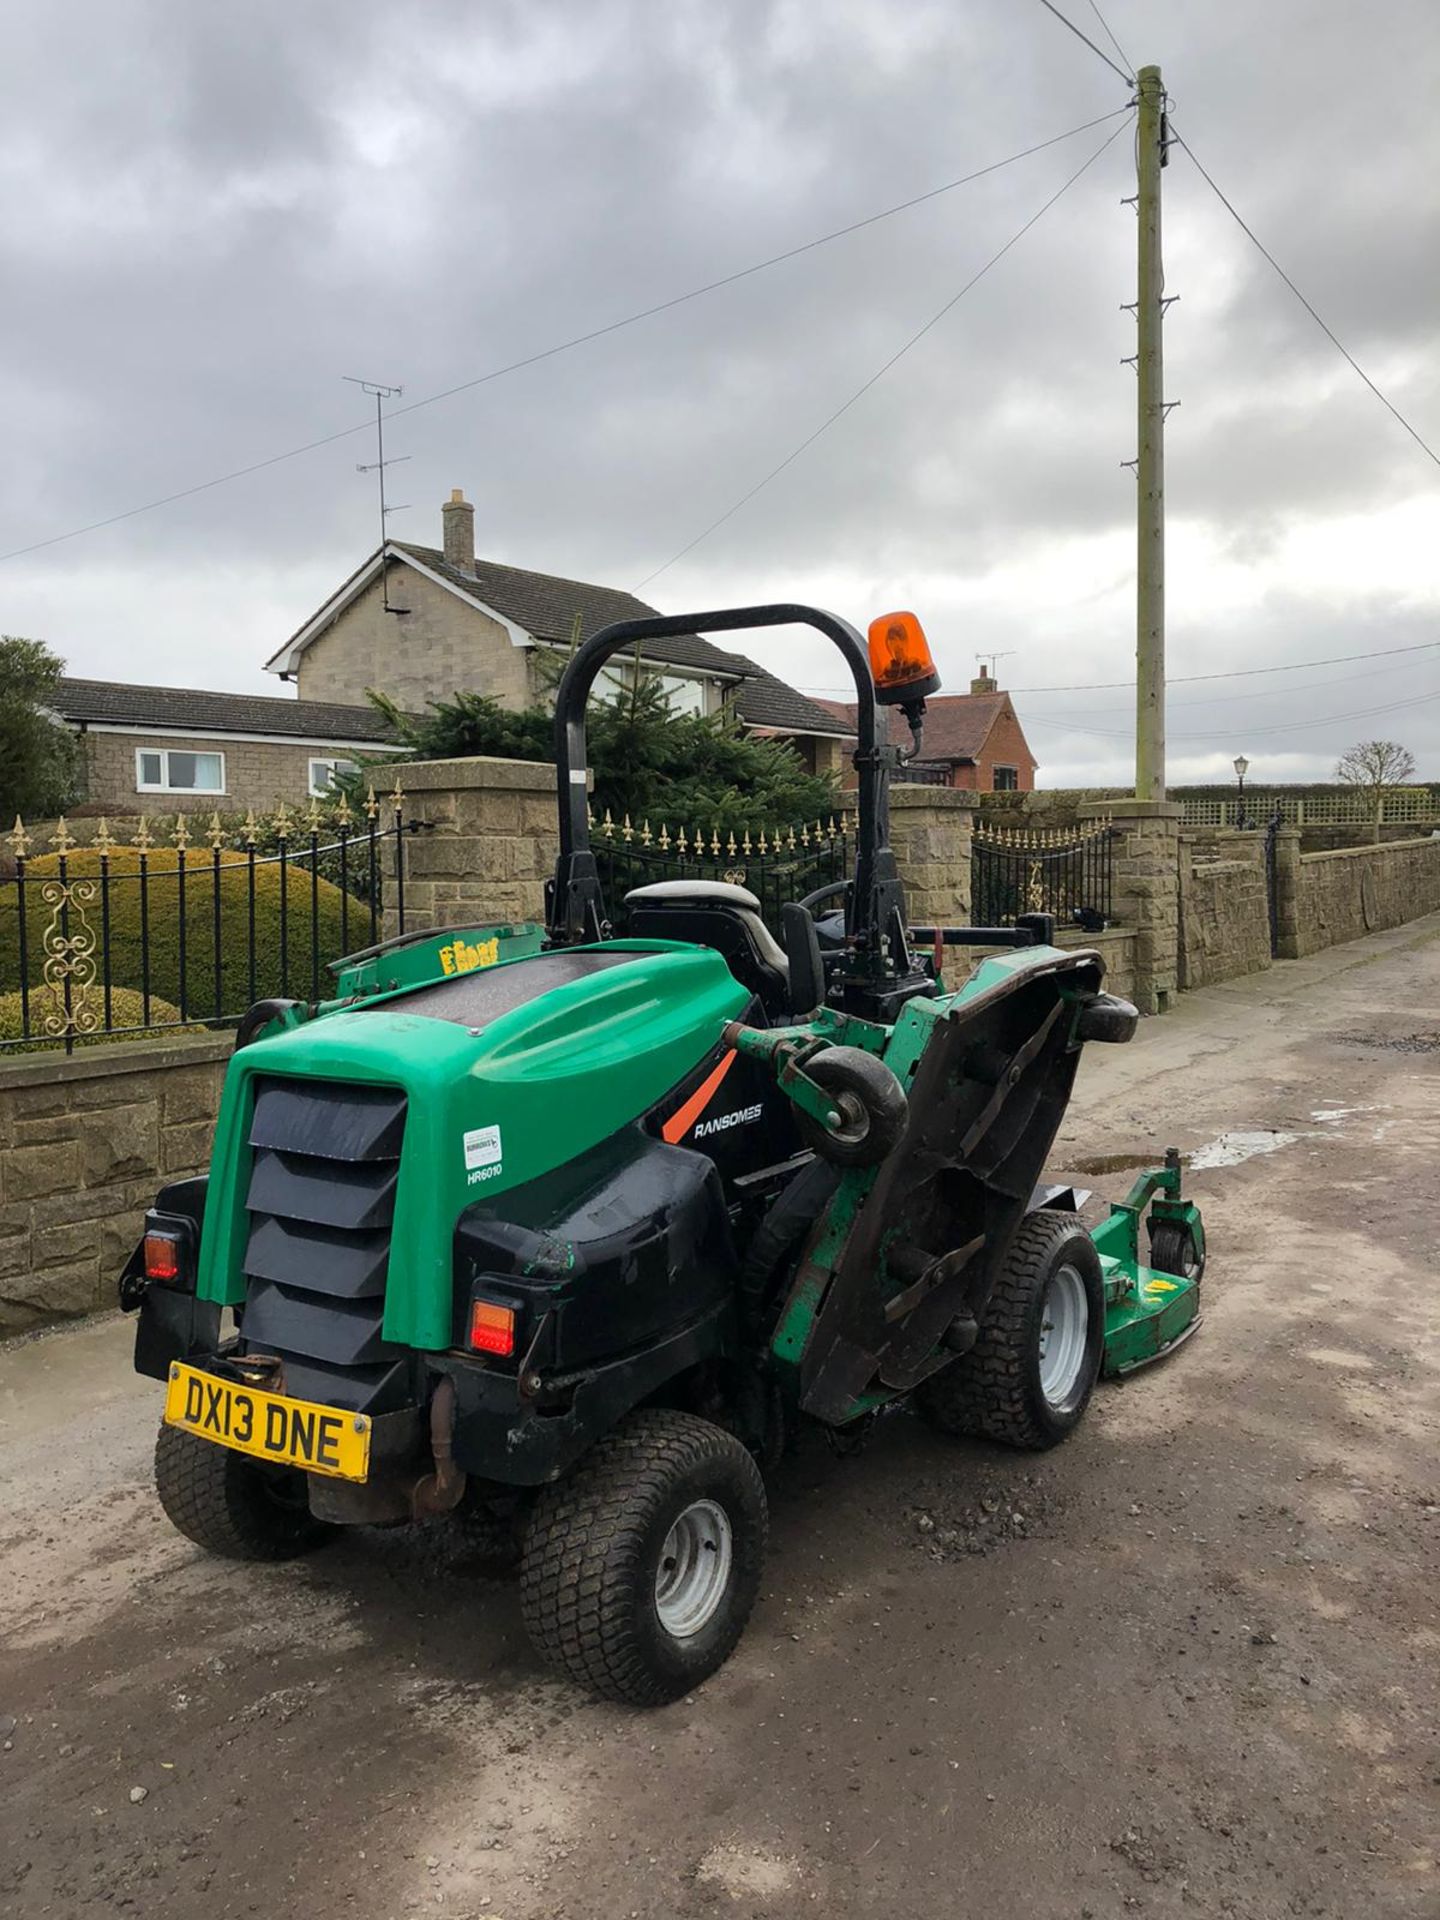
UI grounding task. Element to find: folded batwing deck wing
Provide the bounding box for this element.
[791,948,1108,1425]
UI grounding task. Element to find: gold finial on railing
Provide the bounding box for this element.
[364,784,380,821]
[586,803,595,830]
[52,816,75,855]
[94,817,114,857]
[676,825,688,855]
[726,830,738,858]
[639,819,652,847]
[756,828,767,855]
[622,813,634,844]
[335,793,353,829]
[785,825,797,850]
[658,822,671,851]
[7,814,33,859]
[710,823,722,856]
[207,812,226,852]
[827,815,838,836]
[741,828,752,856]
[600,807,615,840]
[306,797,324,834]
[272,802,292,841]
[390,777,405,808]
[132,815,154,852]
[240,808,259,848]
[171,813,191,852]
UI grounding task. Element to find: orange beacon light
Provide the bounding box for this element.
[866,611,941,706]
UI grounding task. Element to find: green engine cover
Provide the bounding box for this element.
[196,940,749,1351]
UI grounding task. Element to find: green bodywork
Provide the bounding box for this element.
[196,919,1200,1389]
[196,929,748,1351]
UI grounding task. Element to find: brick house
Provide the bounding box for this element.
[814,663,1037,792]
[55,679,406,816]
[263,489,851,778]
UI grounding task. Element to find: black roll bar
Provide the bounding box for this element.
[545,605,910,989]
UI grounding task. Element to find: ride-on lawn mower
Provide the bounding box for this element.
[121,604,1205,1705]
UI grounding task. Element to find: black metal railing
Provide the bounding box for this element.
[0,789,419,1054]
[592,811,850,935]
[971,818,1115,928]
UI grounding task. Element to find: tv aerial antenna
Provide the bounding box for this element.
[345,377,410,614]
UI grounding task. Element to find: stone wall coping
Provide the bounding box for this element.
[1080,799,1182,820]
[0,1030,233,1093]
[888,785,976,812]
[1188,857,1259,875]
[370,754,560,795]
[1300,836,1440,865]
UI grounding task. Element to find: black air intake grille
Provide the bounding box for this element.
[240,1076,410,1413]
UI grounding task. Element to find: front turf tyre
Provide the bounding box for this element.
[520,1409,767,1706]
[914,1211,1105,1451]
[1149,1220,1205,1287]
[154,1422,331,1561]
[794,1047,908,1169]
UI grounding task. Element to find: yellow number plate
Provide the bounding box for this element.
[164,1363,371,1483]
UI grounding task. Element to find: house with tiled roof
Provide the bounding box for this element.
[54,677,409,816]
[814,663,1037,793]
[264,488,850,777]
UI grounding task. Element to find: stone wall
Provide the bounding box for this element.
[1177,835,1273,991]
[1289,836,1440,958]
[1056,926,1137,1003]
[0,1035,231,1337]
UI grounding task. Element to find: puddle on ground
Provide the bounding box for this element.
[1189,1129,1302,1170]
[1067,1150,1166,1175]
[1070,1129,1305,1178]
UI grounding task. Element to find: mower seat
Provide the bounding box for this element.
[625,880,791,1019]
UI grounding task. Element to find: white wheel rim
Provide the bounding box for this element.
[655,1499,733,1639]
[1038,1263,1090,1410]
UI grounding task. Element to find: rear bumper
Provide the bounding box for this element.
[129,1274,732,1492]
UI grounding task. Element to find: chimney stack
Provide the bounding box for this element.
[442,488,475,573]
[971,661,998,695]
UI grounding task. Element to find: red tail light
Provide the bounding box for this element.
[468,1298,517,1357]
[143,1231,182,1283]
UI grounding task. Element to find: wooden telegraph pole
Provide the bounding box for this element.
[1133,65,1168,801]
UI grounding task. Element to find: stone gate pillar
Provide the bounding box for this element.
[874,784,975,928]
[367,755,560,935]
[1082,798,1180,1014]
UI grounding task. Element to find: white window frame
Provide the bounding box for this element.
[308,756,360,797]
[134,747,227,795]
[992,765,1019,792]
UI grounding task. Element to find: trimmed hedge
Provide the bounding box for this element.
[0,847,360,1020]
[0,986,194,1054]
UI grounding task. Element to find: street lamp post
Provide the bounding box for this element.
[1234,754,1249,830]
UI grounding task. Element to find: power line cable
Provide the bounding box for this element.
[635,116,1133,590]
[797,635,1440,699]
[1173,125,1440,474]
[1084,0,1136,79]
[1022,655,1429,719]
[1035,0,1135,87]
[0,109,1132,567]
[1024,684,1440,741]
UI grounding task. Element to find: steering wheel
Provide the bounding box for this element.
[796,880,848,920]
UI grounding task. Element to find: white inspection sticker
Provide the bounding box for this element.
[463,1124,503,1173]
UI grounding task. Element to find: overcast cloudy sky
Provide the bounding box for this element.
[3,0,1437,786]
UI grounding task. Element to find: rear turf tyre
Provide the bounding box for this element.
[154,1422,332,1561]
[914,1211,1105,1451]
[1149,1220,1205,1286]
[520,1409,767,1706]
